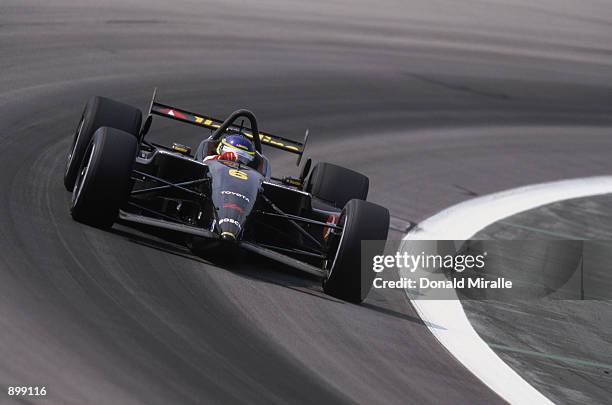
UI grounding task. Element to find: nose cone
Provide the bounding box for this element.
[206,160,261,241]
[221,231,237,241]
[218,217,242,241]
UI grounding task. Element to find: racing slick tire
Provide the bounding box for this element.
[305,162,369,209]
[323,199,389,303]
[70,127,137,228]
[64,96,142,191]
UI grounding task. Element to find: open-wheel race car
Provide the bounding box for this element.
[64,90,389,303]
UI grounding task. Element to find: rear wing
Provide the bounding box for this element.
[147,92,305,157]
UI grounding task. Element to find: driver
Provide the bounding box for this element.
[204,134,255,165]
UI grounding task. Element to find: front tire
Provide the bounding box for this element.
[323,199,389,303]
[71,127,137,228]
[64,96,141,191]
[305,162,369,209]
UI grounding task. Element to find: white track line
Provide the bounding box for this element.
[403,175,612,404]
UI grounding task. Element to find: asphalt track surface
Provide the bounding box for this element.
[1,1,612,403]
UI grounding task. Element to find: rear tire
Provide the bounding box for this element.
[70,127,137,228]
[305,162,368,209]
[323,199,389,303]
[64,96,141,191]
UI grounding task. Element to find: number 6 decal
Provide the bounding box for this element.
[229,169,248,180]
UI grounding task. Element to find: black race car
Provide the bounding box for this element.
[64,90,389,303]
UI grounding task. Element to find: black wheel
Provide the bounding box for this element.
[305,162,369,209]
[323,199,389,303]
[64,96,141,191]
[70,127,137,228]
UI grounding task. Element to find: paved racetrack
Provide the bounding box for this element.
[1,1,612,403]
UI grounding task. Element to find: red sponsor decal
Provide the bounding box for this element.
[323,214,338,241]
[223,203,245,214]
[162,108,187,120]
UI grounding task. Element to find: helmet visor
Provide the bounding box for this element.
[221,143,254,165]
